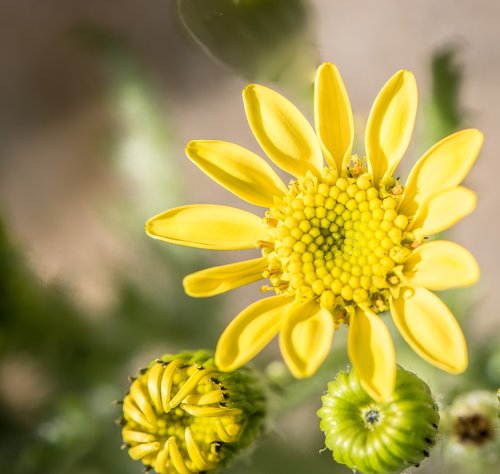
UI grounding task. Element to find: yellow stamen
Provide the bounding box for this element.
[257,240,275,249]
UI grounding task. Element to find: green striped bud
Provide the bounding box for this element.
[317,366,439,474]
[120,351,265,473]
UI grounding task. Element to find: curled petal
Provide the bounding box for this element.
[314,62,354,173]
[186,140,286,207]
[404,241,480,291]
[215,294,294,372]
[365,70,418,183]
[400,129,483,217]
[129,442,160,461]
[183,258,268,297]
[280,299,334,378]
[410,186,477,236]
[348,307,396,402]
[146,205,266,250]
[243,84,323,177]
[390,288,467,373]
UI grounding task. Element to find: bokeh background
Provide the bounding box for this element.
[1,1,499,473]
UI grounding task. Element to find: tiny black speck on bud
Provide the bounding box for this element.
[364,409,380,424]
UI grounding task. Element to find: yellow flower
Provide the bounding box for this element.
[146,63,482,401]
[121,351,265,473]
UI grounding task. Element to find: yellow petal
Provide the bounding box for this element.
[128,442,160,461]
[410,186,477,236]
[314,62,354,173]
[365,70,418,183]
[215,294,294,372]
[400,129,484,217]
[279,299,334,378]
[243,84,323,178]
[390,287,468,373]
[348,307,396,402]
[145,205,266,250]
[186,140,287,207]
[183,257,268,297]
[404,241,480,291]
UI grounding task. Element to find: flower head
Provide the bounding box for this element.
[440,390,500,470]
[146,63,482,401]
[120,351,265,473]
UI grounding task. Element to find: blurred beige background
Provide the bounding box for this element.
[0,0,498,334]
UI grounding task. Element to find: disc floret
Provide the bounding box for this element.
[261,165,414,320]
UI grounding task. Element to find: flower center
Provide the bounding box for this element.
[261,166,413,316]
[122,360,242,473]
[363,408,381,425]
[453,413,493,446]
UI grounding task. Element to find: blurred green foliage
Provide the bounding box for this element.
[0,212,222,474]
[177,0,318,89]
[421,45,465,150]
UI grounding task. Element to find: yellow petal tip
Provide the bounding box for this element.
[443,349,468,374]
[144,218,157,238]
[318,61,338,72]
[242,83,258,98]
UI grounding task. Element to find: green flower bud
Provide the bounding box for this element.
[120,351,265,473]
[317,366,439,474]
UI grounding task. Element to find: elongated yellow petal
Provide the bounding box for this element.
[183,258,267,297]
[181,405,241,417]
[243,84,323,177]
[169,368,216,409]
[122,429,156,444]
[410,186,477,236]
[154,441,170,474]
[365,70,418,183]
[279,299,334,378]
[147,363,165,413]
[186,140,287,207]
[129,442,160,460]
[390,288,467,373]
[168,437,191,474]
[185,427,213,471]
[314,62,354,173]
[404,241,479,291]
[146,205,266,250]
[348,307,396,401]
[130,380,157,424]
[215,294,294,372]
[399,129,483,217]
